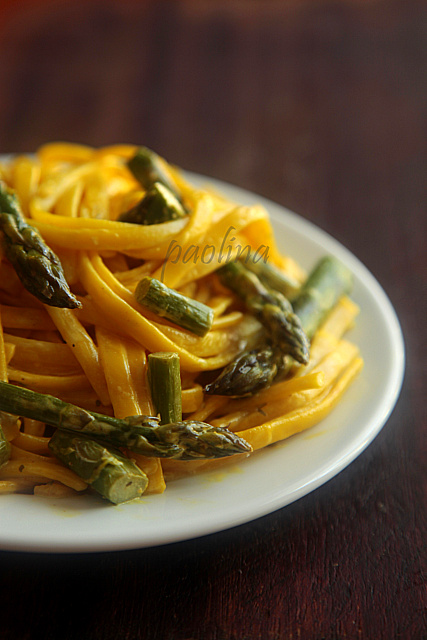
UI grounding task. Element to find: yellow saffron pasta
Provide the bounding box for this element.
[0,143,363,501]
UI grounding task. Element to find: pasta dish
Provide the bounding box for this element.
[0,143,363,504]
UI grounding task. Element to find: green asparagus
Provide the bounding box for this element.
[205,346,291,397]
[118,182,187,225]
[292,256,353,339]
[243,253,301,299]
[127,146,183,202]
[135,277,214,337]
[206,256,353,397]
[0,182,81,309]
[217,261,310,364]
[0,381,251,459]
[49,430,148,504]
[148,352,182,425]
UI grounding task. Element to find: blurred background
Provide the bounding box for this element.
[0,2,425,639]
[1,1,425,258]
[1,0,425,352]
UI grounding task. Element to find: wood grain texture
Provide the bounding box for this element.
[0,1,425,639]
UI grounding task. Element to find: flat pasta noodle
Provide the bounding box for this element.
[11,155,41,215]
[0,261,26,297]
[0,479,39,494]
[7,367,92,395]
[54,180,84,218]
[122,337,154,416]
[30,212,189,253]
[0,459,87,492]
[33,482,80,497]
[181,383,204,414]
[12,432,51,455]
[1,444,88,492]
[235,356,364,450]
[96,325,165,494]
[5,333,83,375]
[209,370,325,430]
[46,306,110,405]
[22,418,46,436]
[0,143,363,501]
[0,305,57,331]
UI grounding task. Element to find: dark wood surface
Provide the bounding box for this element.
[0,1,426,638]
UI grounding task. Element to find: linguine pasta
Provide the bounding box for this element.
[0,143,363,500]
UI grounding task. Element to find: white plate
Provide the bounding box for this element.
[0,174,405,553]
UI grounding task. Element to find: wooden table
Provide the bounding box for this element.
[0,1,425,638]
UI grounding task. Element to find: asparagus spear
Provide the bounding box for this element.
[135,277,214,337]
[49,430,148,504]
[205,346,291,397]
[0,182,80,309]
[0,381,251,459]
[292,256,353,339]
[127,146,183,202]
[217,261,310,365]
[118,182,187,225]
[243,253,301,299]
[148,352,182,424]
[207,256,353,397]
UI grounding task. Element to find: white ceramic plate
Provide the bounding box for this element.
[0,174,405,553]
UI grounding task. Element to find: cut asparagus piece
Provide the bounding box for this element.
[135,277,214,337]
[292,256,353,338]
[148,352,182,424]
[49,430,148,504]
[218,261,310,364]
[243,253,301,299]
[0,182,80,309]
[127,146,182,202]
[118,182,187,225]
[0,381,251,459]
[0,424,11,468]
